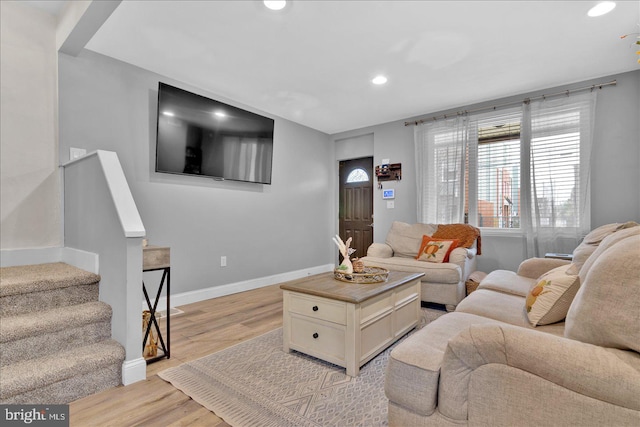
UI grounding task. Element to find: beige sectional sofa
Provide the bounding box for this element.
[361,222,479,311]
[385,223,640,426]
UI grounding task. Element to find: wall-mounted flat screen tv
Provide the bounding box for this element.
[155,82,274,184]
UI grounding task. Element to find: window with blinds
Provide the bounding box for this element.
[416,92,593,234]
[466,104,584,230]
[530,108,583,228]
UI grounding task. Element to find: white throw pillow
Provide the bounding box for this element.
[525,265,580,326]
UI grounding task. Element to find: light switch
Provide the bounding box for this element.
[70,147,86,160]
[387,201,395,209]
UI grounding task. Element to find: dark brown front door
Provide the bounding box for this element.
[339,157,374,260]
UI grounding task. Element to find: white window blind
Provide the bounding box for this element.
[471,108,522,229]
[522,92,596,256]
[415,91,596,255]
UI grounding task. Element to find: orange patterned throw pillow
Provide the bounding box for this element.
[416,236,459,263]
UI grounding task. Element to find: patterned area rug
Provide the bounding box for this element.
[158,307,445,427]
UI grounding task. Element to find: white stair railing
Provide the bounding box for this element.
[61,150,146,385]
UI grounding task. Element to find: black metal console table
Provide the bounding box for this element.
[143,245,170,363]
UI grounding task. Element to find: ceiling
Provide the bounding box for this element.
[30,1,640,134]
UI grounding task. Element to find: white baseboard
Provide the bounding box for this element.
[62,247,99,273]
[0,247,62,267]
[145,263,335,310]
[122,357,147,385]
[0,246,99,274]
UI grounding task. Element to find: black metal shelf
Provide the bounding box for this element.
[143,265,170,363]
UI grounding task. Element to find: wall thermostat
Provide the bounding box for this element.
[383,189,395,199]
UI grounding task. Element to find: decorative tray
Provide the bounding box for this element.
[334,266,389,284]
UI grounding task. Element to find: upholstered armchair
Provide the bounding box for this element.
[362,222,479,311]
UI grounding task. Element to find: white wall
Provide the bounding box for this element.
[0,2,61,250]
[333,70,640,272]
[58,50,335,296]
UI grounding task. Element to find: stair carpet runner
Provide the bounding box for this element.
[0,262,125,404]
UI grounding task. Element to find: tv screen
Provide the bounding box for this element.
[155,82,274,184]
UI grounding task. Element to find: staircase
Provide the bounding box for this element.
[0,262,125,404]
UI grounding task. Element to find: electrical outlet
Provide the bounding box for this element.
[221,256,227,267]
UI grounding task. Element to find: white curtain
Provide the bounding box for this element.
[522,92,597,257]
[415,116,469,224]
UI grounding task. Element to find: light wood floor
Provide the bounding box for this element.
[69,284,284,426]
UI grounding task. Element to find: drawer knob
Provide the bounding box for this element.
[313,332,319,339]
[312,305,319,312]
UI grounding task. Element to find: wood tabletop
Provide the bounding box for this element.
[280,271,424,304]
[143,245,170,270]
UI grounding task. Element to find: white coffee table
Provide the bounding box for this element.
[281,271,423,376]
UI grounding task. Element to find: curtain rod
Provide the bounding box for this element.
[404,79,617,127]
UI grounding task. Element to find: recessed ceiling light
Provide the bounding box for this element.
[372,75,388,85]
[588,1,616,17]
[162,111,175,117]
[214,110,226,118]
[264,1,287,11]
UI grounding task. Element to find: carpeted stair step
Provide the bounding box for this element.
[0,301,113,367]
[0,339,125,404]
[0,262,101,316]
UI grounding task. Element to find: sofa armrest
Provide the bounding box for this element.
[438,324,640,421]
[517,257,571,279]
[446,246,476,278]
[449,246,475,263]
[366,242,393,258]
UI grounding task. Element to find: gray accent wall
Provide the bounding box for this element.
[333,70,640,273]
[59,50,334,295]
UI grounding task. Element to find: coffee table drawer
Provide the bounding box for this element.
[289,315,346,363]
[288,293,347,325]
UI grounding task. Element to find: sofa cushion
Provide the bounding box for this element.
[565,234,640,352]
[576,225,640,285]
[583,221,638,245]
[365,242,393,258]
[478,270,535,297]
[568,221,639,275]
[456,289,532,328]
[385,312,505,416]
[525,265,580,326]
[362,256,461,284]
[416,236,459,263]
[385,221,437,258]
